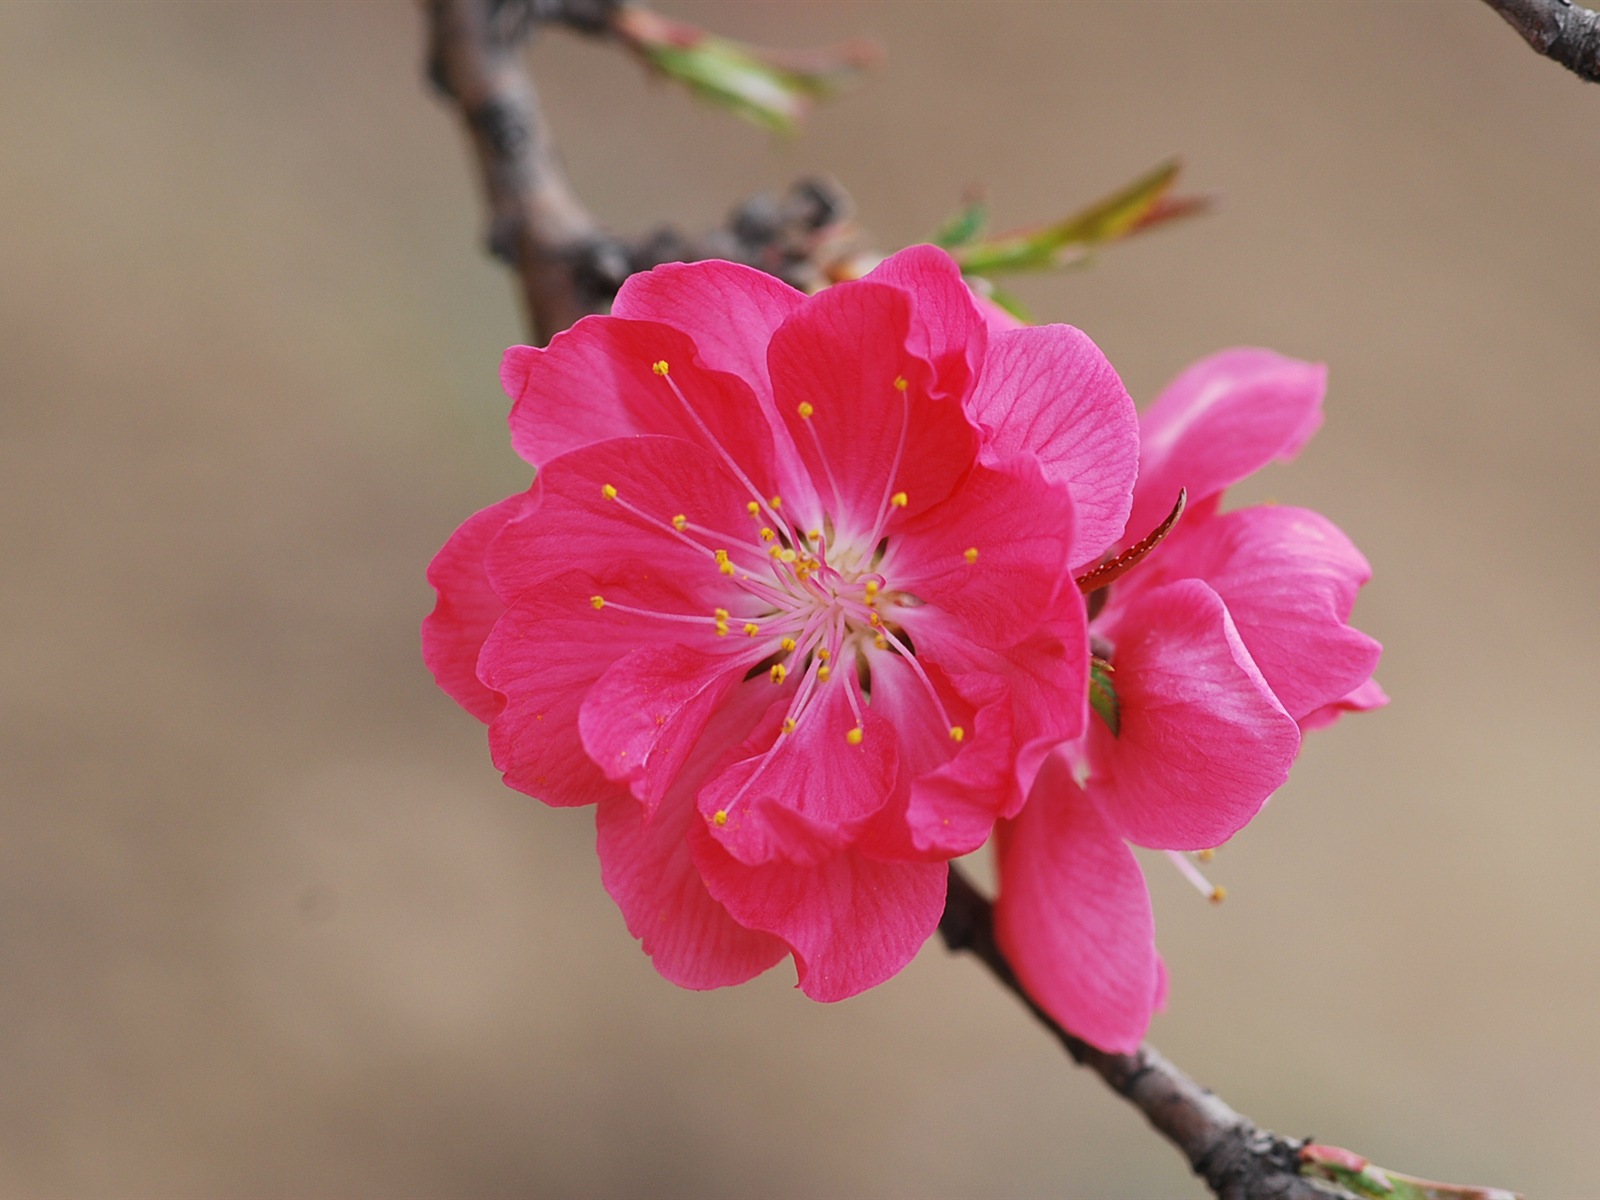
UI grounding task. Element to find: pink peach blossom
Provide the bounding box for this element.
[425,246,1137,1000]
[995,347,1383,1052]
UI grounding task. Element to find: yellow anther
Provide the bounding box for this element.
[817,665,832,681]
[768,545,784,559]
[797,401,814,419]
[868,611,882,627]
[672,513,688,531]
[769,495,782,509]
[777,548,797,563]
[712,809,728,827]
[719,560,735,576]
[714,608,730,621]
[747,501,760,516]
[893,375,908,392]
[589,594,605,610]
[964,547,979,564]
[807,529,822,542]
[845,726,864,746]
[714,622,729,637]
[780,638,797,653]
[1209,886,1228,905]
[652,360,670,376]
[949,726,965,743]
[890,491,908,508]
[864,580,880,600]
[769,663,788,685]
[781,718,797,735]
[759,527,775,541]
[816,648,830,661]
[874,634,889,650]
[743,623,760,637]
[1196,848,1216,863]
[602,483,618,500]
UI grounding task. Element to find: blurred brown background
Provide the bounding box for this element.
[2,1,1596,1196]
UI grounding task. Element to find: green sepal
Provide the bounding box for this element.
[1089,656,1120,738]
[933,196,988,248]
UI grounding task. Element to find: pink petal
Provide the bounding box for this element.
[422,492,528,723]
[480,567,692,808]
[1120,506,1382,722]
[1299,677,1390,733]
[502,316,782,500]
[594,685,788,990]
[610,259,806,404]
[485,435,755,610]
[1128,349,1326,541]
[863,244,988,402]
[995,753,1158,1054]
[699,676,898,867]
[862,653,1014,859]
[967,324,1140,568]
[769,279,980,538]
[888,455,1076,652]
[1090,579,1301,850]
[691,829,948,1002]
[579,644,741,816]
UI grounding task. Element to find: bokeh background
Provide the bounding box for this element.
[3,2,1597,1196]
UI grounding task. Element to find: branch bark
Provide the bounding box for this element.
[1481,0,1600,83]
[939,866,1349,1200]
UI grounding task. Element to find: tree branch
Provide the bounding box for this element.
[939,865,1348,1200]
[1481,0,1600,83]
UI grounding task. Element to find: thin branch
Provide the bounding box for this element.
[939,866,1349,1200]
[1481,0,1600,83]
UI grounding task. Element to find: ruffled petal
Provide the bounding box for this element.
[691,829,948,1002]
[769,279,980,538]
[480,567,694,808]
[863,244,988,402]
[1118,506,1382,722]
[699,676,898,867]
[422,492,528,723]
[595,684,788,989]
[1090,579,1301,850]
[1128,349,1326,540]
[502,316,782,498]
[888,455,1076,652]
[967,324,1139,568]
[579,644,740,816]
[485,435,758,613]
[860,654,1013,860]
[995,753,1158,1054]
[610,259,806,404]
[1299,677,1389,733]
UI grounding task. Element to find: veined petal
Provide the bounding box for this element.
[1129,348,1326,539]
[503,316,781,497]
[580,644,741,816]
[699,679,898,867]
[1090,579,1300,850]
[995,753,1158,1054]
[967,324,1139,568]
[1119,505,1382,721]
[595,684,789,989]
[1299,677,1389,733]
[610,259,806,404]
[770,279,980,537]
[422,492,529,723]
[480,567,698,808]
[888,455,1076,651]
[863,244,988,402]
[485,435,756,609]
[860,655,1013,860]
[691,829,948,1002]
